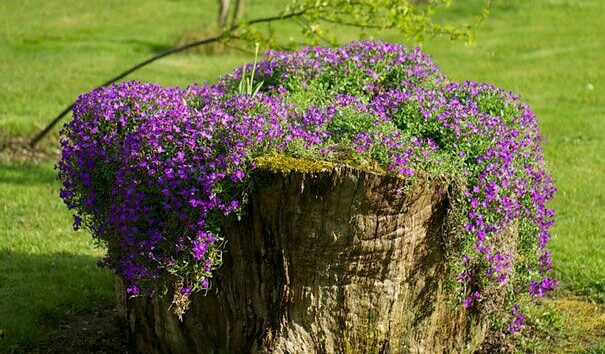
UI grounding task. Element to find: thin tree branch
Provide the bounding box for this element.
[318,16,386,30]
[30,35,222,147]
[30,9,309,147]
[222,41,255,55]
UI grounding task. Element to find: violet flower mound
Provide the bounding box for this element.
[57,40,556,332]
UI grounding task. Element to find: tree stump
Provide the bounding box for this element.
[116,166,490,353]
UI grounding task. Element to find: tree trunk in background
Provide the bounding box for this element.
[230,0,245,26]
[218,0,230,28]
[116,166,494,353]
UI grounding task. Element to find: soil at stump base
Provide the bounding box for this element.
[31,304,131,354]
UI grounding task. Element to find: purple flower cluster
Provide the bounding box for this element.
[58,41,555,328]
[507,305,525,333]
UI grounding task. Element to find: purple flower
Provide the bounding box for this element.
[230,169,245,182]
[58,41,556,323]
[192,238,209,261]
[507,305,525,333]
[126,284,140,296]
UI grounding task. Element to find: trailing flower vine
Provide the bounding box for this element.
[58,40,555,329]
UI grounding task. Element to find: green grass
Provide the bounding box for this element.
[0,161,113,351]
[422,0,605,305]
[1,0,603,351]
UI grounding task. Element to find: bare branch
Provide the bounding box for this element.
[318,16,385,30]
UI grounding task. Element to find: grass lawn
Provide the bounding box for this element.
[425,0,605,305]
[1,0,603,352]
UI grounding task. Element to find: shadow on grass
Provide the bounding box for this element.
[119,38,173,54]
[0,250,114,353]
[0,161,58,186]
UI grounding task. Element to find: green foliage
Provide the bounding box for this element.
[582,342,605,354]
[284,0,488,44]
[227,0,491,51]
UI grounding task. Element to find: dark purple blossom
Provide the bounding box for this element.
[507,305,525,333]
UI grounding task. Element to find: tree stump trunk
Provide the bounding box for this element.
[116,166,490,353]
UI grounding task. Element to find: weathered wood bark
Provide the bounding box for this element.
[116,166,491,353]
